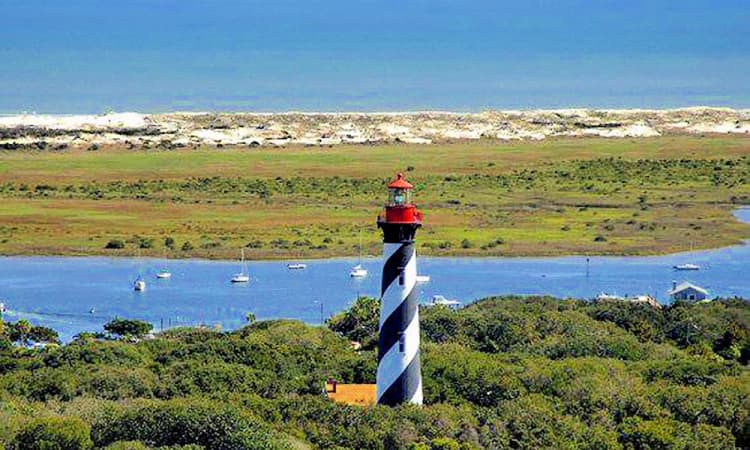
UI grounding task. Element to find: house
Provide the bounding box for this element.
[325,379,376,406]
[668,281,709,302]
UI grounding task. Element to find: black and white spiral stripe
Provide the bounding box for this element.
[376,241,423,406]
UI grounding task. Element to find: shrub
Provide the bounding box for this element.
[91,400,283,449]
[104,240,125,249]
[181,241,194,252]
[164,236,175,250]
[102,442,149,450]
[10,416,93,450]
[137,237,154,249]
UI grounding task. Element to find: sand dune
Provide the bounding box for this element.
[1,108,748,149]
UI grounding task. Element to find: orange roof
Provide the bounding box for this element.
[325,383,376,406]
[387,173,413,189]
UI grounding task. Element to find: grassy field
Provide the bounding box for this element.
[0,136,748,259]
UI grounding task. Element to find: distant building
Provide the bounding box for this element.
[627,295,661,309]
[668,281,709,302]
[325,379,376,406]
[595,293,661,309]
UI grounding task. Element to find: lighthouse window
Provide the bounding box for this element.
[394,190,405,205]
[398,267,405,285]
[398,333,406,352]
[389,188,410,206]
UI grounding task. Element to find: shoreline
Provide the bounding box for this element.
[2,107,749,149]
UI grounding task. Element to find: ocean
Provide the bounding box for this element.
[1,0,748,113]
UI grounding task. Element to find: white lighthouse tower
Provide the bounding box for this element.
[376,173,424,406]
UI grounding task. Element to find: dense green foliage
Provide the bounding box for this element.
[0,296,749,449]
[103,319,154,339]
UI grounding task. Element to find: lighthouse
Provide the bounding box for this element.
[376,173,424,406]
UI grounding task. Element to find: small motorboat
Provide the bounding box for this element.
[673,263,700,271]
[428,295,461,308]
[596,292,625,301]
[416,275,431,283]
[0,302,6,314]
[134,278,146,291]
[349,263,367,278]
[287,263,307,270]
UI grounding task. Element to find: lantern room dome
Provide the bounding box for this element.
[387,173,413,189]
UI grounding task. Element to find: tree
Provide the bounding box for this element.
[28,325,60,344]
[104,319,153,339]
[11,416,93,450]
[13,319,32,346]
[327,296,380,348]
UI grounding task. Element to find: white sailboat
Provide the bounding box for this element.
[231,248,250,283]
[349,232,367,278]
[416,275,431,283]
[674,242,700,271]
[133,250,146,291]
[156,248,172,279]
[350,263,367,278]
[134,276,146,291]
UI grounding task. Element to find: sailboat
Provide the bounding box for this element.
[674,242,700,271]
[134,276,146,291]
[349,232,368,278]
[156,248,171,279]
[231,248,250,283]
[134,250,146,291]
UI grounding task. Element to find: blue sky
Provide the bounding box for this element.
[1,0,748,112]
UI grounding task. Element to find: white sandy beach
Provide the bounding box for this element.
[0,107,748,149]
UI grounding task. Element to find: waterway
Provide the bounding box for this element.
[1,209,748,342]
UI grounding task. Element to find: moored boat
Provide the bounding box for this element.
[427,295,461,308]
[231,248,250,283]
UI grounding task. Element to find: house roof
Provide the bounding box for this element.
[668,282,709,296]
[325,383,376,406]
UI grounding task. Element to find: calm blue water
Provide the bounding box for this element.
[1,0,748,112]
[1,209,748,342]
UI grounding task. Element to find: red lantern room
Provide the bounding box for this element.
[378,173,423,243]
